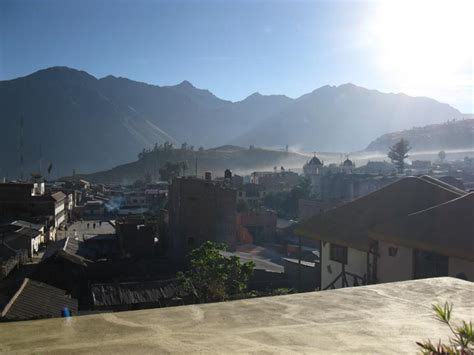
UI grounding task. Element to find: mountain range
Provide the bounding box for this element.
[0,66,464,177]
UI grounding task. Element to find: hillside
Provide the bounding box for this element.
[233,84,462,152]
[365,119,474,152]
[75,146,309,184]
[0,67,462,178]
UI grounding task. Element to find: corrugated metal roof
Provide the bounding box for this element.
[42,237,93,263]
[91,279,187,307]
[1,278,78,321]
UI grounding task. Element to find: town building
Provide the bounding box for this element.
[0,244,28,280]
[168,175,237,256]
[1,278,78,322]
[319,173,398,201]
[73,199,105,218]
[2,225,43,258]
[0,183,66,241]
[236,209,277,244]
[303,155,324,196]
[250,170,299,192]
[282,257,320,292]
[115,216,159,259]
[371,192,474,282]
[303,155,400,201]
[236,183,266,205]
[296,176,467,290]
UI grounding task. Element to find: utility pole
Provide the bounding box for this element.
[19,115,24,180]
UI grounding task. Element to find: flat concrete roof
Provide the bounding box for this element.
[0,277,472,354]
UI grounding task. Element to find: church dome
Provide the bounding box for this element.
[309,155,323,166]
[343,158,353,167]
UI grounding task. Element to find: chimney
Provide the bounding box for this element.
[204,172,212,181]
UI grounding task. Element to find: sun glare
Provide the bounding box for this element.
[372,0,473,89]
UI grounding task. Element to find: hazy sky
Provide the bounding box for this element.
[1,0,472,112]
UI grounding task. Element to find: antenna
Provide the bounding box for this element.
[19,115,24,180]
[39,143,43,176]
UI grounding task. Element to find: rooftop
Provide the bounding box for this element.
[372,192,474,261]
[11,220,44,231]
[0,277,472,353]
[1,278,78,322]
[296,176,464,251]
[51,191,67,202]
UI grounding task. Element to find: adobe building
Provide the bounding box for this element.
[168,174,237,257]
[0,183,66,241]
[236,209,277,245]
[115,216,159,259]
[249,170,299,192]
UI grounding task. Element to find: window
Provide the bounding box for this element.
[414,250,448,279]
[330,244,347,264]
[388,247,398,257]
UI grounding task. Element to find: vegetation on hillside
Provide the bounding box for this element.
[77,143,307,183]
[367,119,473,152]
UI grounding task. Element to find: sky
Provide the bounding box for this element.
[1,0,472,112]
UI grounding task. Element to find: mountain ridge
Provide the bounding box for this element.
[0,66,462,178]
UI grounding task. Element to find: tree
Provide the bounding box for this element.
[177,241,255,303]
[438,150,447,162]
[163,141,174,151]
[138,148,147,160]
[417,302,474,354]
[263,177,311,219]
[388,138,411,173]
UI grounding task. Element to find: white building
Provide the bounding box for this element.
[371,192,474,282]
[296,176,470,290]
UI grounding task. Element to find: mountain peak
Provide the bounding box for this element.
[25,66,97,82]
[337,83,358,89]
[244,92,263,100]
[176,80,195,89]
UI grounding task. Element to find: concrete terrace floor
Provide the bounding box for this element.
[65,219,116,241]
[0,277,473,354]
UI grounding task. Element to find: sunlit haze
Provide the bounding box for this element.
[1,0,472,112]
[371,0,473,110]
